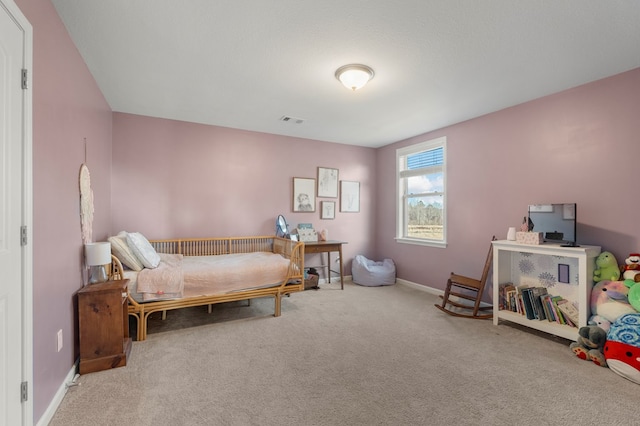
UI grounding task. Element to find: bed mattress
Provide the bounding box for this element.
[125,252,291,302]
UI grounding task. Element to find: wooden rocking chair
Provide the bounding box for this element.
[435,236,496,319]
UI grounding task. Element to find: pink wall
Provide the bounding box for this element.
[16,0,113,422]
[112,113,377,273]
[376,68,640,297]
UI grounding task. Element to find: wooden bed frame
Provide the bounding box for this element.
[110,236,305,341]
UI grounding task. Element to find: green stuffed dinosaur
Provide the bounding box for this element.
[593,251,621,283]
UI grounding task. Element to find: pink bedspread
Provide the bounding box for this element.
[182,252,290,297]
[137,253,184,300]
[132,252,291,302]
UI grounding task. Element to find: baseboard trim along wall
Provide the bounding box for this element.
[319,275,353,285]
[396,279,492,309]
[396,278,443,296]
[37,360,78,426]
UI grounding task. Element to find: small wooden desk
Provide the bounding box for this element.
[304,240,347,290]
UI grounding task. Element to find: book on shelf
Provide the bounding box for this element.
[514,285,529,315]
[540,294,554,322]
[556,299,579,325]
[520,288,536,320]
[498,283,515,310]
[545,295,559,323]
[550,295,566,324]
[506,289,515,311]
[520,287,548,321]
[530,287,548,321]
[505,285,581,327]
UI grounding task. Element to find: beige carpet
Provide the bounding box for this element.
[50,281,637,425]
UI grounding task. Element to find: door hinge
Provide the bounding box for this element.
[21,225,28,246]
[22,69,28,90]
[21,382,28,402]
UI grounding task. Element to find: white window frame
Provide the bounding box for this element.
[396,136,447,248]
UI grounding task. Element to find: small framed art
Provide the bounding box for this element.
[317,167,339,198]
[292,177,316,212]
[558,264,570,283]
[340,180,360,212]
[321,201,336,219]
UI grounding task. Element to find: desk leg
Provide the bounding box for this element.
[338,245,344,290]
[326,252,331,283]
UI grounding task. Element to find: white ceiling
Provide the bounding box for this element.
[51,0,640,148]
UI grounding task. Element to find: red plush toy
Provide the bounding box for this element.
[622,253,640,283]
[604,313,640,384]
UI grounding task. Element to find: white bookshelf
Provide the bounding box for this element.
[492,240,601,341]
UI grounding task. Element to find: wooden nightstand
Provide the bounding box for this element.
[78,279,132,374]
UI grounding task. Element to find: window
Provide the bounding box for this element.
[396,137,446,247]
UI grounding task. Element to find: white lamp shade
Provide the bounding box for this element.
[335,64,374,91]
[85,242,111,266]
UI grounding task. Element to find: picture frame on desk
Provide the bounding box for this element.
[340,180,360,212]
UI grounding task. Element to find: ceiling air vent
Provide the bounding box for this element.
[280,115,305,124]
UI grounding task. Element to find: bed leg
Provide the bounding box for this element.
[274,294,282,317]
[138,306,146,341]
[162,310,167,321]
[247,299,251,307]
[129,313,142,342]
[208,304,212,314]
[141,312,151,341]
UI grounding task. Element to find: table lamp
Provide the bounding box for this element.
[85,242,111,284]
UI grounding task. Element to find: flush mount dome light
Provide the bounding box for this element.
[335,64,374,91]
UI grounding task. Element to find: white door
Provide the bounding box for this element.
[0,1,32,425]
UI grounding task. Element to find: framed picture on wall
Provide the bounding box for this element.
[321,201,336,219]
[292,177,316,212]
[317,167,339,198]
[340,181,360,212]
[558,264,570,283]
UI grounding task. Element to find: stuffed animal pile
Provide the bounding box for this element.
[570,251,640,384]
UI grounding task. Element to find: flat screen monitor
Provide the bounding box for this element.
[528,203,577,247]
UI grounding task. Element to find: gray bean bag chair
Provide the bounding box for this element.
[352,255,396,286]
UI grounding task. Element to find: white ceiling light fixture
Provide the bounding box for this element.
[335,64,375,91]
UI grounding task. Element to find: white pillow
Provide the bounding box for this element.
[126,232,161,269]
[108,231,144,271]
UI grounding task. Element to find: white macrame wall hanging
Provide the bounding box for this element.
[79,163,94,245]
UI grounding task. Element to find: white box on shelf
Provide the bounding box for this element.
[515,231,543,245]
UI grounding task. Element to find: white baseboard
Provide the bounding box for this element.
[318,274,352,285]
[36,360,78,426]
[318,275,491,309]
[396,279,492,309]
[396,278,444,296]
